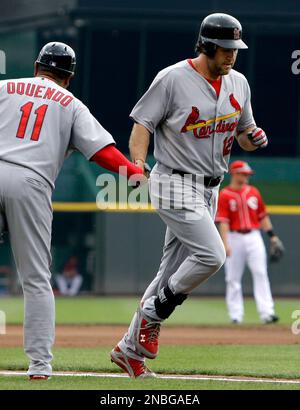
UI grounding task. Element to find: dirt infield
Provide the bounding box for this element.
[1,324,299,348]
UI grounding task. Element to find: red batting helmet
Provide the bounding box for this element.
[229,160,254,175]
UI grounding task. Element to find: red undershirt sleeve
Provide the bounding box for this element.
[90,145,143,178]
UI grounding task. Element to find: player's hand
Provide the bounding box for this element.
[134,159,151,178]
[247,127,268,148]
[131,160,151,189]
[134,159,145,171]
[225,245,232,257]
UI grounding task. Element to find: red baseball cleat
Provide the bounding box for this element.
[29,375,50,380]
[134,308,161,359]
[110,346,156,379]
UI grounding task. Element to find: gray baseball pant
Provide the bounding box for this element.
[119,163,226,360]
[0,161,54,376]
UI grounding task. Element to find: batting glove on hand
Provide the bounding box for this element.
[248,127,268,148]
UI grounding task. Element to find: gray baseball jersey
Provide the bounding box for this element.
[130,59,255,177]
[0,76,115,188]
[117,60,255,363]
[0,75,114,377]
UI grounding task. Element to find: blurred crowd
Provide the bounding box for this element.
[0,256,84,297]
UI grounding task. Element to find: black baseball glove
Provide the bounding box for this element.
[269,237,285,262]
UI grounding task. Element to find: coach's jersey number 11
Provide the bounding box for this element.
[16,101,48,141]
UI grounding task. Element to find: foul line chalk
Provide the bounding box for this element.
[0,370,300,385]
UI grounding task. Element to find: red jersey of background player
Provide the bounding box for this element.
[216,184,267,231]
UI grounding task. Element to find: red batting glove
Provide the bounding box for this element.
[248,127,268,148]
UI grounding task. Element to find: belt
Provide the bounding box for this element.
[171,169,222,188]
[232,229,252,234]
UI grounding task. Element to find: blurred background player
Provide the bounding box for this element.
[0,265,15,295]
[216,160,284,324]
[54,256,83,296]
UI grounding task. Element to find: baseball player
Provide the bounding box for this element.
[0,42,144,380]
[216,160,284,324]
[110,13,269,378]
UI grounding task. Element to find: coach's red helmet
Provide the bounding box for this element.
[229,160,254,175]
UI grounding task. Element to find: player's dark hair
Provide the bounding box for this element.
[195,41,217,58]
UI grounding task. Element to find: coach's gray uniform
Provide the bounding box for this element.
[0,77,114,376]
[119,60,255,360]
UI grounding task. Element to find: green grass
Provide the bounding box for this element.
[0,345,300,379]
[0,345,300,390]
[0,296,298,325]
[0,375,299,390]
[1,297,299,390]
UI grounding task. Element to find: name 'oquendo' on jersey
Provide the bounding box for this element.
[0,77,115,188]
[130,60,255,177]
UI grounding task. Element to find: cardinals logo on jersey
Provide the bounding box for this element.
[229,93,242,113]
[180,106,205,133]
[181,95,242,141]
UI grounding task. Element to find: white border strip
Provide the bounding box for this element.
[0,371,300,385]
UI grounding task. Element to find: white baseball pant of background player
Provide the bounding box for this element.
[225,230,275,323]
